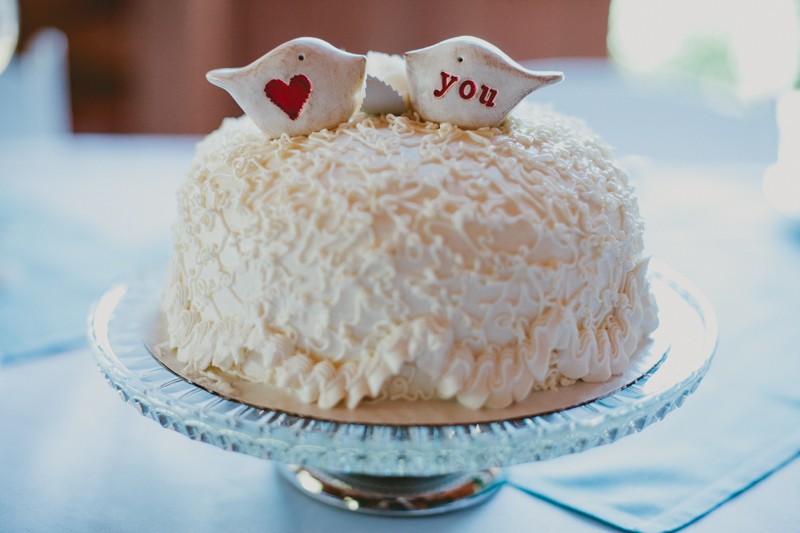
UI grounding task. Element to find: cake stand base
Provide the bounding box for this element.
[279,465,505,516]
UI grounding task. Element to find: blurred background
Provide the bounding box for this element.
[5,0,797,135]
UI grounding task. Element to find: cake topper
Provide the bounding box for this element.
[405,36,564,129]
[207,37,367,138]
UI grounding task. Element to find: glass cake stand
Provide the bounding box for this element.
[88,260,716,516]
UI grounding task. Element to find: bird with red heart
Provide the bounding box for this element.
[207,38,367,138]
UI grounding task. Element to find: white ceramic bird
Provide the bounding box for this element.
[405,36,563,129]
[207,37,367,138]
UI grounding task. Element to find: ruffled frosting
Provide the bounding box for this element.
[160,105,659,409]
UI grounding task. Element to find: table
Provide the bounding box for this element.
[1,59,798,532]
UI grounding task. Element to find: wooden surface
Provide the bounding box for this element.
[19,0,609,134]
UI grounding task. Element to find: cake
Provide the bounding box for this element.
[159,102,659,410]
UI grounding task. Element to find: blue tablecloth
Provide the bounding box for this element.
[0,135,187,364]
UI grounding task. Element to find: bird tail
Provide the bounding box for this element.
[529,71,564,90]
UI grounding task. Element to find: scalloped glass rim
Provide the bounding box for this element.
[89,259,716,476]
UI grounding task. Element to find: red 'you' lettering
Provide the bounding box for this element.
[433,71,459,97]
[459,80,477,100]
[478,85,497,108]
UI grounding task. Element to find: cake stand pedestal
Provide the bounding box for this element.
[88,261,716,516]
[279,466,504,515]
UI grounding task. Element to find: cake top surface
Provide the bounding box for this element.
[190,104,639,261]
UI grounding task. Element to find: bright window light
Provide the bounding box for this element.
[608,0,800,101]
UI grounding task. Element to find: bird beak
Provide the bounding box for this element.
[206,68,239,90]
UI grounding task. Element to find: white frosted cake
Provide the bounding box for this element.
[159,104,659,410]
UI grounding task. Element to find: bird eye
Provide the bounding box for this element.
[457,57,464,63]
[298,54,305,61]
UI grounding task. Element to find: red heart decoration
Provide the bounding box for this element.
[264,74,312,121]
